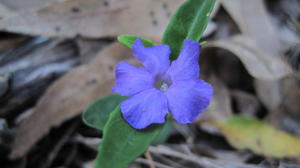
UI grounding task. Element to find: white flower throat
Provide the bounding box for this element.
[155,78,170,92]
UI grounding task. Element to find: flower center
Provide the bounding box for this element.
[155,77,171,92]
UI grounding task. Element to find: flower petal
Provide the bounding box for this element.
[112,61,154,96]
[121,88,168,129]
[167,40,201,82]
[166,80,213,124]
[132,38,171,76]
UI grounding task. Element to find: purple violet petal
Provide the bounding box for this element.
[112,61,154,96]
[166,80,213,124]
[166,40,201,82]
[132,38,171,76]
[121,88,169,129]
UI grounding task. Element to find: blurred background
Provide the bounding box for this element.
[0,0,300,167]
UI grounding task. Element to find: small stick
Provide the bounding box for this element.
[145,150,156,168]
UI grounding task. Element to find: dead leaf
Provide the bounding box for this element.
[208,115,300,158]
[10,42,135,159]
[0,0,57,11]
[200,75,232,122]
[206,35,289,80]
[220,0,292,79]
[75,38,111,64]
[0,0,182,39]
[231,90,260,117]
[269,108,300,137]
[268,76,300,136]
[0,3,11,19]
[221,0,281,54]
[280,76,300,120]
[254,80,282,111]
[198,75,233,134]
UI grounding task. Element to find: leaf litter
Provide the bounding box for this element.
[0,0,300,167]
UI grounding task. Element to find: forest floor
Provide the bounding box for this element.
[0,0,300,167]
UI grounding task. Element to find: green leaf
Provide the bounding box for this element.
[200,41,208,45]
[118,34,156,48]
[162,0,216,60]
[152,116,173,145]
[95,105,163,168]
[209,115,300,158]
[82,94,172,144]
[82,94,126,130]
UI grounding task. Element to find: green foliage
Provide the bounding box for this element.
[117,34,156,48]
[82,94,126,130]
[83,94,171,168]
[95,105,163,168]
[162,0,216,60]
[200,41,208,45]
[212,115,300,157]
[152,116,173,145]
[83,1,217,167]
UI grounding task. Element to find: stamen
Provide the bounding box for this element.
[160,83,169,91]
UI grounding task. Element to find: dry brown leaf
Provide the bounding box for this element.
[0,0,182,39]
[10,42,135,159]
[220,0,291,79]
[206,35,288,80]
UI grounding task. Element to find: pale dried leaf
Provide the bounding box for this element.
[220,0,281,54]
[0,0,182,38]
[0,0,58,11]
[206,35,288,80]
[0,3,11,18]
[254,80,282,111]
[10,42,134,158]
[220,0,292,79]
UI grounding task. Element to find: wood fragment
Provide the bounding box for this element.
[149,146,260,168]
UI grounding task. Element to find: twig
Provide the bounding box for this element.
[145,151,156,168]
[149,146,260,168]
[154,154,188,168]
[41,119,80,168]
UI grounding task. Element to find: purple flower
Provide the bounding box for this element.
[112,38,213,129]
